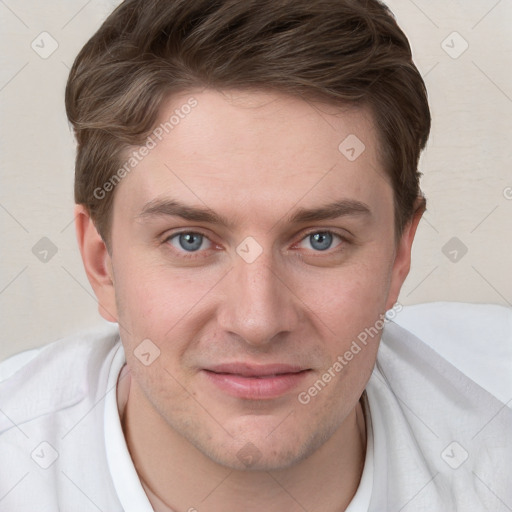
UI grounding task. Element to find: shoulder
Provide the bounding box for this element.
[371,303,512,510]
[391,301,512,402]
[0,323,122,435]
[0,324,125,510]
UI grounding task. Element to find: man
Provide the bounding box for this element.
[0,0,510,511]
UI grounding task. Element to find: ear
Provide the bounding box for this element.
[385,198,425,310]
[74,204,118,322]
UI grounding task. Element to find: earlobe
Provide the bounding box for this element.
[385,198,425,311]
[74,205,118,323]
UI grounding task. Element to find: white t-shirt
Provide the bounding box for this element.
[1,302,511,511]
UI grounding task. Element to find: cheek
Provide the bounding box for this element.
[112,254,224,360]
[296,260,387,409]
[295,249,394,336]
[114,251,193,314]
[289,246,393,404]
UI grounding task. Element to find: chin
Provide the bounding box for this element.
[209,444,309,472]
[195,419,337,473]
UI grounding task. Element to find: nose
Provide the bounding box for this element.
[217,249,301,347]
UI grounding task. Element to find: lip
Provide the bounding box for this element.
[202,363,311,400]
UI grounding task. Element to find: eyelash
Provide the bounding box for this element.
[163,229,349,260]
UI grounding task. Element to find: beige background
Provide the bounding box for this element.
[1,0,511,361]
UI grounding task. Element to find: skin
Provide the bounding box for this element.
[76,89,423,512]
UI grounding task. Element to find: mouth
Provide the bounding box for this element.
[202,363,312,400]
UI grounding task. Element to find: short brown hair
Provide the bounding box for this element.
[65,0,430,243]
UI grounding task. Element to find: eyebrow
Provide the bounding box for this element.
[137,198,371,227]
[138,199,230,226]
[288,200,371,223]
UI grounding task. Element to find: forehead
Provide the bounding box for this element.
[112,88,392,229]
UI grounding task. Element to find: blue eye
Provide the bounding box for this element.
[168,232,210,252]
[309,232,333,251]
[297,231,343,252]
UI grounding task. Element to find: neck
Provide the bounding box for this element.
[118,369,367,512]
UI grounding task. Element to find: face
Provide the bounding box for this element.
[85,89,417,471]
